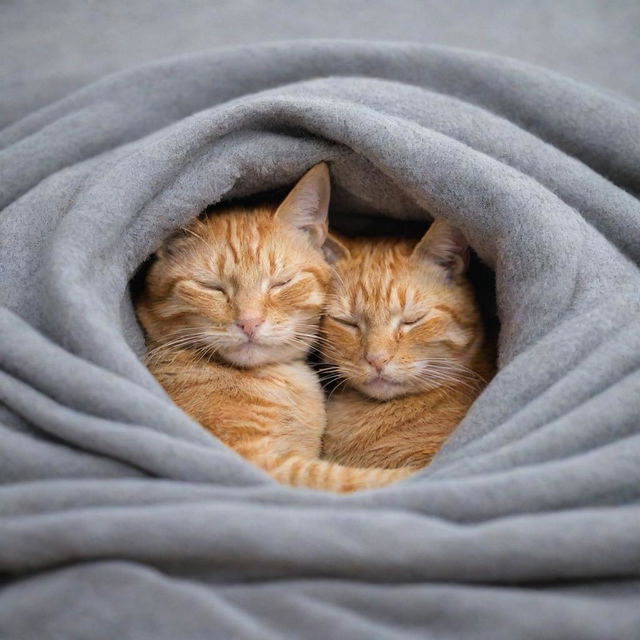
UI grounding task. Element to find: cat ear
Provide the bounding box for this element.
[322,233,350,264]
[155,226,194,260]
[274,163,331,248]
[411,220,469,277]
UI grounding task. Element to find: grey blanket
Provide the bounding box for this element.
[1,40,640,639]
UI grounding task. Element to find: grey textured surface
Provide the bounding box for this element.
[2,0,640,125]
[1,11,640,640]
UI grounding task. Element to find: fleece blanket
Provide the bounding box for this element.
[1,40,640,639]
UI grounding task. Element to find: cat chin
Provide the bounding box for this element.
[356,377,409,401]
[221,342,306,368]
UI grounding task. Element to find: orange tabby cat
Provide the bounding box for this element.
[320,221,495,469]
[135,164,412,492]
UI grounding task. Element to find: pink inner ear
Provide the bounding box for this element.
[413,221,469,276]
[322,235,350,265]
[274,163,331,233]
[437,256,457,270]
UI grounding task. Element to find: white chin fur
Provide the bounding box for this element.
[222,342,307,368]
[357,378,408,400]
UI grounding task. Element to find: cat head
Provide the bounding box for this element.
[320,221,483,400]
[138,163,332,368]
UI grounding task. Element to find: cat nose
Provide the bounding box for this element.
[365,352,391,373]
[236,317,264,337]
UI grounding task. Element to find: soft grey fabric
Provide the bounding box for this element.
[3,0,640,121]
[1,40,639,639]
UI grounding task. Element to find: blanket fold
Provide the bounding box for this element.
[1,41,639,639]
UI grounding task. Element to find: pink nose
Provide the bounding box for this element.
[365,352,391,373]
[236,317,263,337]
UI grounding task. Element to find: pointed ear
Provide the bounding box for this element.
[411,220,469,278]
[322,233,350,265]
[155,226,192,260]
[274,163,331,248]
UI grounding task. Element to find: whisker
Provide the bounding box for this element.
[327,376,350,400]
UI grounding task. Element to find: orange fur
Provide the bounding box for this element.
[320,221,495,469]
[135,165,413,492]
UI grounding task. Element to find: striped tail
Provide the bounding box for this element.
[253,452,415,493]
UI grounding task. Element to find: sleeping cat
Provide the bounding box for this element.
[135,164,412,492]
[320,221,495,469]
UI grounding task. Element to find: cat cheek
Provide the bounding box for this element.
[334,344,356,360]
[209,299,231,318]
[268,312,296,332]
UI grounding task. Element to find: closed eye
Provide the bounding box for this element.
[402,315,426,326]
[330,316,359,329]
[197,281,225,293]
[270,277,293,290]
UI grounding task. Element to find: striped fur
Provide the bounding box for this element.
[321,221,495,469]
[135,165,413,492]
